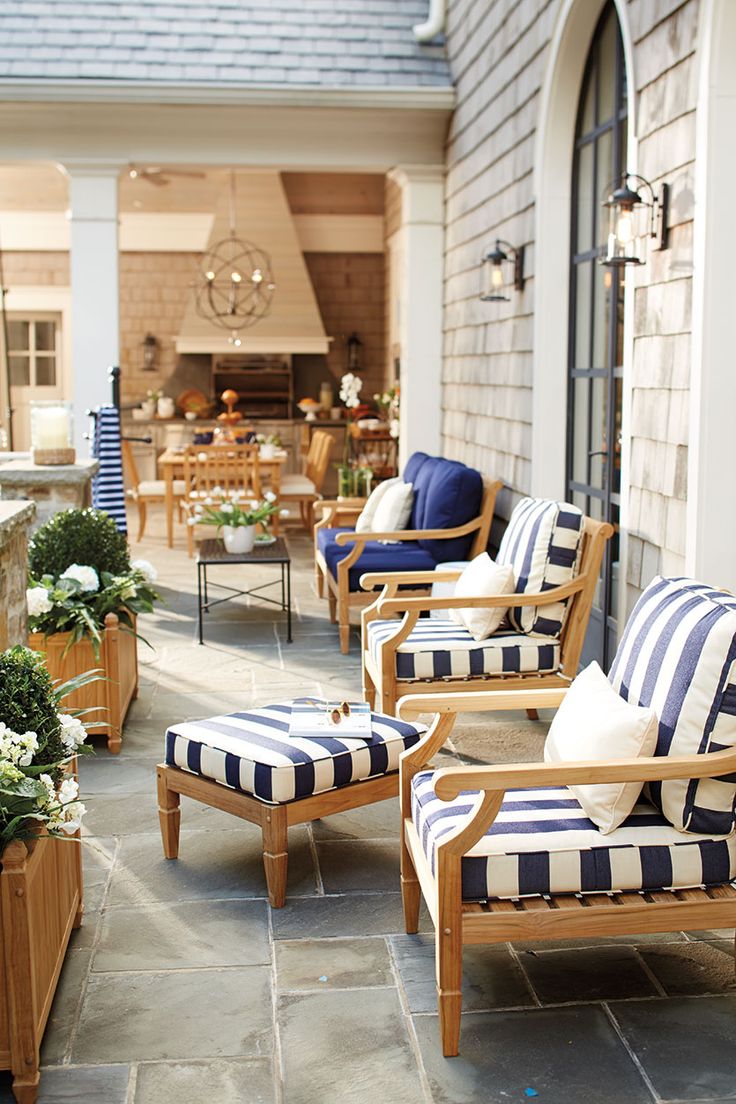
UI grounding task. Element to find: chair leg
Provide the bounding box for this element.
[526,708,539,721]
[157,767,181,859]
[316,566,324,598]
[137,501,147,542]
[436,924,463,1057]
[401,832,420,934]
[262,805,288,908]
[328,589,337,624]
[363,664,376,709]
[187,519,194,558]
[339,618,350,654]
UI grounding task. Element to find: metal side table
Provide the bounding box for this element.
[196,537,292,645]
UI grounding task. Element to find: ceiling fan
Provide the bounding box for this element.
[127,165,206,187]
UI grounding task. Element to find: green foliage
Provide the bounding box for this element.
[0,647,65,767]
[29,508,130,579]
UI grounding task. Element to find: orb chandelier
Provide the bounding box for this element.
[195,172,276,346]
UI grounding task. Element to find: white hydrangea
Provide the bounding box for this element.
[0,722,38,767]
[130,558,157,585]
[60,564,99,592]
[57,713,87,752]
[339,372,363,409]
[27,585,53,617]
[389,417,400,440]
[39,773,56,806]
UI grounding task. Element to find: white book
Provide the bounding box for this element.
[288,700,373,742]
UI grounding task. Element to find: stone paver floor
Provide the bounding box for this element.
[2,515,735,1103]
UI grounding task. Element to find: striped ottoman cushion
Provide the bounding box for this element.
[608,576,736,835]
[496,498,583,636]
[165,700,425,804]
[367,618,560,680]
[411,772,736,900]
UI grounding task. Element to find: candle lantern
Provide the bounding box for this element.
[142,332,159,372]
[30,400,75,466]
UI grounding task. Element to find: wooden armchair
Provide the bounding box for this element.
[361,513,613,715]
[280,429,335,529]
[182,444,262,557]
[122,438,186,542]
[315,475,501,653]
[397,687,736,1057]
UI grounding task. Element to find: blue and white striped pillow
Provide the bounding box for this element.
[608,576,736,835]
[496,498,583,636]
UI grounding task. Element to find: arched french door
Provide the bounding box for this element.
[567,1,627,668]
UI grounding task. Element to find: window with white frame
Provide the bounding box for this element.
[7,314,60,388]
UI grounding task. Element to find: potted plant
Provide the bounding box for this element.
[0,646,91,1104]
[141,388,160,418]
[191,491,283,553]
[25,509,160,754]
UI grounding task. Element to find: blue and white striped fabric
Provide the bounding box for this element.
[411,772,736,900]
[367,618,560,680]
[91,405,127,534]
[496,498,583,636]
[165,699,426,804]
[608,576,736,835]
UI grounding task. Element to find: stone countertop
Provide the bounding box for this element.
[121,415,348,428]
[0,500,36,548]
[0,458,100,484]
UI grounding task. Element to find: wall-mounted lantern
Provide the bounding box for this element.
[346,332,363,370]
[141,332,159,372]
[480,240,525,302]
[601,173,669,266]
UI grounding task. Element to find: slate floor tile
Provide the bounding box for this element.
[413,1004,652,1104]
[134,1058,276,1103]
[41,948,93,1065]
[637,941,736,996]
[315,839,401,893]
[270,892,432,940]
[310,797,399,840]
[610,995,736,1100]
[94,899,270,971]
[519,945,660,1004]
[78,755,160,795]
[107,826,316,905]
[72,967,272,1063]
[36,1065,130,1103]
[391,933,534,1012]
[275,937,393,990]
[279,989,423,1103]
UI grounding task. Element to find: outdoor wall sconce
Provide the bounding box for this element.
[601,173,669,266]
[346,332,363,370]
[141,332,159,372]
[480,240,525,302]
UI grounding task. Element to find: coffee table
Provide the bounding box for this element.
[196,537,292,645]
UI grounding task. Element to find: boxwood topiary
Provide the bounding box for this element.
[0,646,66,776]
[29,508,130,579]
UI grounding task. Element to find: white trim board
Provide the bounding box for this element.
[0,211,214,252]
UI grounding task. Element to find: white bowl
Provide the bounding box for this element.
[184,411,198,421]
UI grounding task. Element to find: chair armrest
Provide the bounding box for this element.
[360,569,463,589]
[432,748,736,801]
[378,576,585,615]
[398,687,569,719]
[314,499,366,528]
[334,514,484,547]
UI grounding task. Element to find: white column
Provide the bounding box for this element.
[388,166,444,469]
[64,164,120,453]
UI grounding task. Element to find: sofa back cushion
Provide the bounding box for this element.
[404,455,483,562]
[497,498,584,636]
[608,576,736,834]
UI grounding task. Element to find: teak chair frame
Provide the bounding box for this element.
[360,514,613,715]
[281,429,335,529]
[182,444,263,557]
[122,438,185,542]
[396,688,736,1058]
[314,477,503,654]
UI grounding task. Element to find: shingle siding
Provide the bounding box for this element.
[0,0,451,87]
[442,0,699,607]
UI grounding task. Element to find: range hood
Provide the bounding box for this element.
[176,171,329,355]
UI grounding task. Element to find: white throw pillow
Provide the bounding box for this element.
[449,553,515,640]
[544,661,659,834]
[371,481,414,540]
[355,477,401,533]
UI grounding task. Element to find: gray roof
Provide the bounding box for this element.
[0,0,450,88]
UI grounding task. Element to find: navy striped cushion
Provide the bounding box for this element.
[608,576,736,835]
[367,618,560,680]
[411,772,736,900]
[496,498,583,636]
[165,699,425,804]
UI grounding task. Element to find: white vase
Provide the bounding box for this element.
[260,442,276,459]
[157,396,175,419]
[222,524,256,554]
[140,399,155,418]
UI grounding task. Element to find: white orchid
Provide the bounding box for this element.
[60,564,99,592]
[339,372,363,409]
[27,585,53,617]
[58,713,87,752]
[130,558,157,585]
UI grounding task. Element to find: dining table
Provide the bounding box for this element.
[157,446,289,548]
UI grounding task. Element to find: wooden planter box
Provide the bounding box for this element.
[0,832,83,1103]
[29,613,138,754]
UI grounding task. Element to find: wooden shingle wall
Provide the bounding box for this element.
[443,0,699,602]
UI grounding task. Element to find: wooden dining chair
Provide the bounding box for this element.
[122,438,186,542]
[280,429,335,529]
[182,444,262,557]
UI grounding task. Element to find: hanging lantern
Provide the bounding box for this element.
[601,173,669,266]
[480,239,525,302]
[141,332,158,372]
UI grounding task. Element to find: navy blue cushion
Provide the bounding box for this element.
[406,456,483,562]
[403,451,430,490]
[317,526,437,591]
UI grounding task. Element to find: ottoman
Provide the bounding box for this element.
[157,699,427,906]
